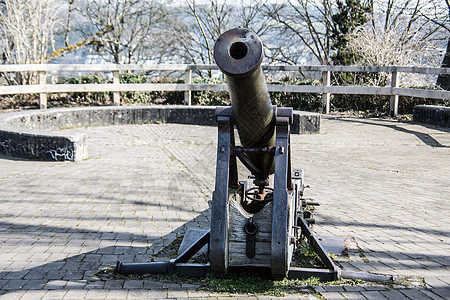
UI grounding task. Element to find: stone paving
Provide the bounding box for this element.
[0,115,449,299]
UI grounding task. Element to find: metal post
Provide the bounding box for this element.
[322,70,331,114]
[38,71,47,109]
[390,71,399,117]
[184,68,192,106]
[113,70,120,106]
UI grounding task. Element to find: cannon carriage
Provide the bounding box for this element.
[115,28,392,283]
[211,28,305,278]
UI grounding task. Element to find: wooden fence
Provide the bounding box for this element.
[1,64,450,116]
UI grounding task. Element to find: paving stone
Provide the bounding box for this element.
[22,279,48,290]
[43,280,68,289]
[379,290,410,300]
[0,279,8,289]
[84,280,105,289]
[0,291,26,300]
[312,286,325,293]
[41,290,68,299]
[322,285,345,292]
[343,285,365,292]
[146,289,169,299]
[340,292,365,300]
[104,290,130,299]
[20,290,48,300]
[400,289,436,299]
[103,279,124,289]
[62,289,88,299]
[1,279,28,290]
[318,292,346,299]
[123,279,144,289]
[0,119,448,299]
[3,270,29,280]
[419,289,447,300]
[84,289,108,299]
[363,285,389,291]
[360,291,389,300]
[430,288,450,300]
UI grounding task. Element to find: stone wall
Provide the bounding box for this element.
[413,105,450,128]
[0,106,320,161]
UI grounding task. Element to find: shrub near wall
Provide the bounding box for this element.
[63,75,113,106]
[49,73,184,107]
[50,74,322,110]
[332,94,390,113]
[269,77,322,111]
[0,73,447,114]
[191,78,229,106]
[332,92,450,115]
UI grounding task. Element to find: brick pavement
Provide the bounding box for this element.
[0,116,449,299]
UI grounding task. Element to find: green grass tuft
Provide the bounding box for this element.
[202,273,320,296]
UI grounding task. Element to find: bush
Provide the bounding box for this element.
[119,72,149,104]
[269,77,322,111]
[119,73,184,105]
[149,77,184,105]
[63,74,112,106]
[331,87,449,115]
[332,94,389,113]
[2,72,446,114]
[191,78,229,106]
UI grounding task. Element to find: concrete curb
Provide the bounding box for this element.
[413,105,450,127]
[0,106,320,161]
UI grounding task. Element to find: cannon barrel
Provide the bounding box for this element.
[214,28,275,182]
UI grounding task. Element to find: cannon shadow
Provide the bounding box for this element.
[1,209,449,299]
[0,210,210,295]
[331,117,450,148]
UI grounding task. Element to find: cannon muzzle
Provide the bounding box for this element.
[214,28,275,185]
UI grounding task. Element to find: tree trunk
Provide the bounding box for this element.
[437,37,450,90]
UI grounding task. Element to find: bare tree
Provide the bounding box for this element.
[0,0,62,84]
[262,0,446,68]
[347,22,441,86]
[0,0,61,65]
[369,0,442,43]
[172,0,269,69]
[346,0,446,86]
[63,0,75,47]
[175,0,234,69]
[263,0,335,65]
[347,0,443,67]
[237,0,271,36]
[76,0,170,64]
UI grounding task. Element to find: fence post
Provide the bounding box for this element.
[322,70,331,114]
[184,68,192,106]
[390,71,399,117]
[38,71,47,109]
[113,70,120,106]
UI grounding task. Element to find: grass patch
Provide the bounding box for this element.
[201,273,320,296]
[291,240,326,268]
[96,267,322,296]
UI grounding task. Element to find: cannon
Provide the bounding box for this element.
[211,28,301,278]
[115,28,392,283]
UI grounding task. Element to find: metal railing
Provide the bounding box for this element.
[1,64,449,116]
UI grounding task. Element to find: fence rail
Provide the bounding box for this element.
[1,64,450,116]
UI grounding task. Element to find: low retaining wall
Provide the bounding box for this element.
[413,105,450,128]
[0,106,320,161]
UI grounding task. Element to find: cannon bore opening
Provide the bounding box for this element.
[229,42,248,60]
